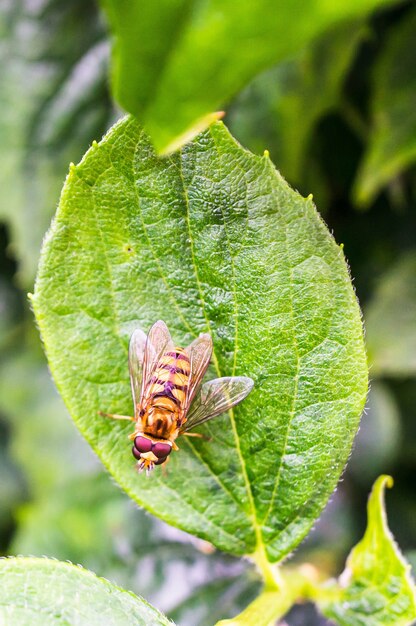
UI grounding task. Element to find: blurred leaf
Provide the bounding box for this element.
[318,475,416,626]
[228,19,366,206]
[0,0,112,284]
[11,473,131,574]
[354,6,416,206]
[273,20,366,185]
[169,576,259,626]
[0,557,172,626]
[0,436,26,547]
[100,0,398,153]
[349,381,401,481]
[33,116,367,568]
[0,348,96,497]
[12,472,256,624]
[365,252,416,377]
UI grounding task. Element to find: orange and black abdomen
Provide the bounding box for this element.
[148,348,191,411]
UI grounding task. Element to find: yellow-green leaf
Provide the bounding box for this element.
[318,476,416,626]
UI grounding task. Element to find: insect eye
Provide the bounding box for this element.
[154,457,167,465]
[134,436,153,453]
[132,445,141,460]
[152,442,172,459]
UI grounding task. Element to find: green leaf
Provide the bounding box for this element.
[318,476,416,626]
[354,7,416,206]
[0,0,112,284]
[100,0,398,153]
[0,557,172,625]
[32,116,367,569]
[365,253,416,377]
[228,18,366,212]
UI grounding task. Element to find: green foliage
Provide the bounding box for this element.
[318,476,416,626]
[365,253,416,377]
[0,347,94,498]
[11,471,258,624]
[1,2,416,625]
[0,0,112,284]
[230,19,366,191]
[100,0,398,152]
[0,557,172,625]
[33,116,367,571]
[354,6,416,206]
[349,382,401,482]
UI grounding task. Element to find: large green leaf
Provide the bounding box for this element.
[99,0,398,152]
[354,6,416,206]
[365,253,416,377]
[33,116,367,567]
[0,557,172,625]
[318,476,416,626]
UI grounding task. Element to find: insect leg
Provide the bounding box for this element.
[98,411,135,421]
[183,432,209,441]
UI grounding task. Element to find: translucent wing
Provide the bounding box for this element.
[128,328,147,409]
[129,321,173,417]
[181,376,254,432]
[184,333,213,410]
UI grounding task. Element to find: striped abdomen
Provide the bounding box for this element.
[147,347,190,413]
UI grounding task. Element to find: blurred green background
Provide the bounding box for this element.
[1,1,415,625]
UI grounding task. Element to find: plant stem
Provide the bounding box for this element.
[214,589,292,626]
[214,564,323,626]
[252,544,282,591]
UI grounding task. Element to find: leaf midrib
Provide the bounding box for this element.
[176,135,265,559]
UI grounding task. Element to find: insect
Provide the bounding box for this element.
[100,320,254,474]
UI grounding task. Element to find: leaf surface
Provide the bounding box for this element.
[33,117,367,564]
[100,0,398,152]
[318,476,416,626]
[0,557,171,626]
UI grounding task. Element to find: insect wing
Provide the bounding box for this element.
[128,328,148,409]
[129,321,174,418]
[184,333,213,410]
[181,376,254,432]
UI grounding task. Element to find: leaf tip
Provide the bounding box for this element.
[158,110,226,155]
[375,474,394,493]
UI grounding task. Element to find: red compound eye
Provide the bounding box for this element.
[132,445,141,460]
[154,457,167,465]
[152,442,172,459]
[134,436,152,453]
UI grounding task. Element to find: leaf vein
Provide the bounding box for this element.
[260,163,303,528]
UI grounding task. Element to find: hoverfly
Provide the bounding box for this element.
[100,320,254,474]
